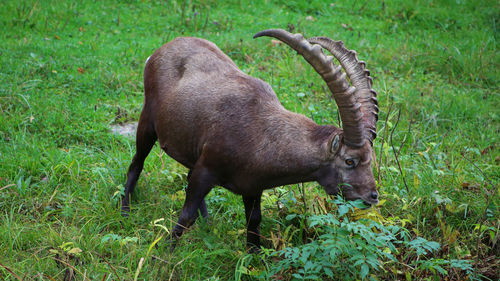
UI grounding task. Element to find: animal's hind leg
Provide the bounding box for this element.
[121,111,157,214]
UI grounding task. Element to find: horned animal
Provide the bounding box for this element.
[122,29,379,251]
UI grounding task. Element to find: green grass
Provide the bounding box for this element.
[0,0,498,280]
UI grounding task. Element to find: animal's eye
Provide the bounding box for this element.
[345,159,355,167]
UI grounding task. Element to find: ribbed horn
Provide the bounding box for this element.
[308,37,378,145]
[254,29,365,147]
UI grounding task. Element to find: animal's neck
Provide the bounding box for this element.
[252,113,339,187]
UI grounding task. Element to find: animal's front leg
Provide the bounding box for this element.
[243,193,263,253]
[172,165,216,239]
[187,169,209,219]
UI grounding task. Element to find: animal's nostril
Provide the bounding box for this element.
[370,192,378,200]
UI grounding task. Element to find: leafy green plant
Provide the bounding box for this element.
[263,198,475,280]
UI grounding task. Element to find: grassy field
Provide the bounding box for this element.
[0,0,498,280]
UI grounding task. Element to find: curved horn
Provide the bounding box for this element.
[308,37,378,145]
[254,29,365,147]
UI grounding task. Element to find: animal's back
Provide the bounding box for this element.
[143,37,282,169]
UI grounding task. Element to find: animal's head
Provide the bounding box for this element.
[254,29,379,206]
[318,134,378,205]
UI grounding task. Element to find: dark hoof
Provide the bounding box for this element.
[168,240,179,253]
[168,233,181,253]
[247,245,261,254]
[120,206,130,217]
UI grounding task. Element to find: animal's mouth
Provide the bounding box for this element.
[323,185,379,208]
[361,201,374,209]
[361,198,379,209]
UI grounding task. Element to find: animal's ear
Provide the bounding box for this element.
[330,134,340,154]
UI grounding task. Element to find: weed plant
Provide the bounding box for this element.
[261,197,475,280]
[0,0,498,280]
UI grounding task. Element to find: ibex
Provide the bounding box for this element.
[122,29,379,250]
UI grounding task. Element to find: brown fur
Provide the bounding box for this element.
[122,36,379,250]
